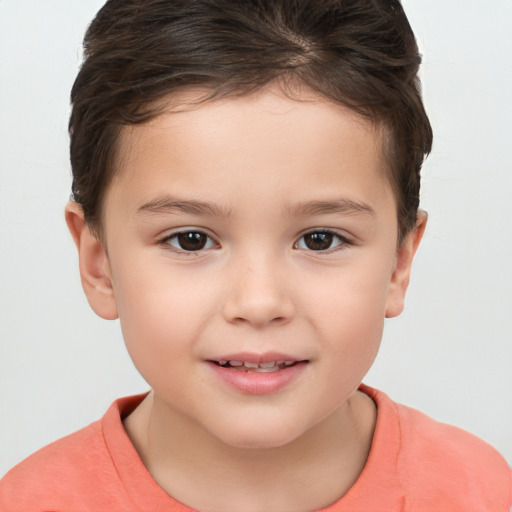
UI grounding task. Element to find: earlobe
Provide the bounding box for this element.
[65,201,119,320]
[385,211,427,318]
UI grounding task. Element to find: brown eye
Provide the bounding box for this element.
[304,232,333,250]
[167,231,215,252]
[296,230,346,252]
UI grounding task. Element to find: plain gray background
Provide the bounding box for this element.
[1,0,511,477]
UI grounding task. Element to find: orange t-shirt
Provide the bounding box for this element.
[1,385,511,511]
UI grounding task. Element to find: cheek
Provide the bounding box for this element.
[298,256,393,371]
[110,259,214,372]
[300,256,393,328]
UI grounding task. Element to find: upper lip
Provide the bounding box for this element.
[208,352,307,364]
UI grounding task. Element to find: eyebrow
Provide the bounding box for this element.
[136,195,233,218]
[136,195,375,219]
[285,198,376,218]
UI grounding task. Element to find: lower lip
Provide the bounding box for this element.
[207,362,307,395]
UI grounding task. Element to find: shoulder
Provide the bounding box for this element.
[0,420,108,511]
[0,395,146,512]
[360,385,512,511]
[393,397,512,510]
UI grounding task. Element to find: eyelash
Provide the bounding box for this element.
[159,228,350,254]
[159,230,218,254]
[294,229,350,253]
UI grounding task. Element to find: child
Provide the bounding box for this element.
[1,0,510,510]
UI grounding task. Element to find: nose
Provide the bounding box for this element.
[221,253,295,328]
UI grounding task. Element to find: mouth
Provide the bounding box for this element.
[207,354,308,394]
[212,360,300,373]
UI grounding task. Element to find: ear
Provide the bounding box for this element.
[65,201,118,320]
[385,211,427,318]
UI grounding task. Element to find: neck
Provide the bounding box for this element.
[124,390,376,512]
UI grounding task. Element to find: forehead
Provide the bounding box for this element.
[108,86,392,215]
[118,86,386,165]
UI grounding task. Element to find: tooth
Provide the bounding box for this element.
[276,361,285,366]
[257,366,280,373]
[243,362,259,368]
[259,362,276,368]
[229,361,243,367]
[284,361,295,366]
[218,360,227,365]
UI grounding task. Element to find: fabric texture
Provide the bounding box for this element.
[1,385,511,512]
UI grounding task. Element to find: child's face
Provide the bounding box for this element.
[70,86,421,448]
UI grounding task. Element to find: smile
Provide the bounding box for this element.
[215,360,297,372]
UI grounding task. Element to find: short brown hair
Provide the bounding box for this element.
[70,0,432,242]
